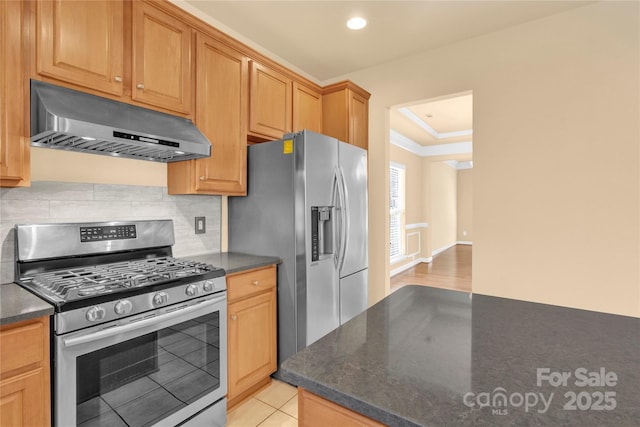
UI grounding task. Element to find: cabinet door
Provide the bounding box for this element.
[293,82,322,133]
[194,33,248,195]
[0,368,48,427]
[322,82,370,150]
[249,61,292,140]
[299,388,386,427]
[227,290,277,400]
[0,0,29,187]
[37,0,124,96]
[132,1,192,114]
[167,33,248,195]
[349,90,369,150]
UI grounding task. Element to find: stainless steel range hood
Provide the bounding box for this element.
[30,80,211,163]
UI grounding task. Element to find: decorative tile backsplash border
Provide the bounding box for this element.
[0,182,221,284]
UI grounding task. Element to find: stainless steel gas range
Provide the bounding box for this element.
[14,220,227,427]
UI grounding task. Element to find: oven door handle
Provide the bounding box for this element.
[63,295,226,348]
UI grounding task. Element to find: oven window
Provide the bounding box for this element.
[76,312,220,427]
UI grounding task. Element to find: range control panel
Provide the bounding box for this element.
[80,225,137,242]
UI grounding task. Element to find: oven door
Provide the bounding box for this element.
[54,293,227,427]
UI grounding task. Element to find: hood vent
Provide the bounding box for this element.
[30,80,211,163]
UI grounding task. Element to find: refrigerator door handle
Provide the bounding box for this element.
[331,169,342,268]
[337,167,349,272]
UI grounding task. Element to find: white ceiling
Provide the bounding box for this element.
[180,0,591,83]
[392,94,473,147]
[390,93,474,165]
[177,0,591,164]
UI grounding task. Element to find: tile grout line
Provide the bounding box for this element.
[254,399,277,427]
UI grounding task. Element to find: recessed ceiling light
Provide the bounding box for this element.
[347,17,367,30]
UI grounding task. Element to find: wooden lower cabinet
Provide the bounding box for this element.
[299,388,386,427]
[227,265,277,409]
[0,317,51,427]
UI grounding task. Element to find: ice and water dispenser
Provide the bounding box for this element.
[311,206,335,262]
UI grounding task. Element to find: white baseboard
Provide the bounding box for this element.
[390,257,432,277]
[432,242,457,257]
[390,242,472,277]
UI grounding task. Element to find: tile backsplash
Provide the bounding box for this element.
[0,181,221,284]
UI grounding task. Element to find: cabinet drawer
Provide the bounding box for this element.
[227,265,276,302]
[0,319,45,375]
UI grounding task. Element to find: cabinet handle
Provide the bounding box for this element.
[231,314,237,321]
[137,83,145,89]
[199,176,205,181]
[252,280,259,286]
[114,76,123,82]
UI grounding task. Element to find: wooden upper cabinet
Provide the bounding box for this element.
[322,82,371,150]
[37,0,124,96]
[1,0,30,187]
[348,91,368,150]
[249,61,292,140]
[293,82,322,133]
[168,33,248,195]
[132,1,192,114]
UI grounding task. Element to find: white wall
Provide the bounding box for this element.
[339,2,639,317]
[429,161,457,253]
[457,168,473,242]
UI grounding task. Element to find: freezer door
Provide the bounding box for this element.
[338,142,368,278]
[299,131,341,346]
[340,268,368,324]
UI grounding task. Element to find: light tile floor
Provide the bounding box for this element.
[227,380,298,427]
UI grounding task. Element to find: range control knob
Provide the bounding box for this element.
[152,292,169,306]
[186,284,199,296]
[114,300,133,315]
[86,306,106,322]
[203,280,214,292]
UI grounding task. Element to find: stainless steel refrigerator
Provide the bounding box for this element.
[229,130,368,367]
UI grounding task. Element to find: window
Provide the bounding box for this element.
[390,162,405,262]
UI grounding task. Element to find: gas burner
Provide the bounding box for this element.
[25,256,221,301]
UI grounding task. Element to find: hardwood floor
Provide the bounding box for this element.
[390,244,472,293]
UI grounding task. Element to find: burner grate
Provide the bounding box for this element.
[27,257,216,299]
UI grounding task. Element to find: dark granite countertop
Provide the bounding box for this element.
[281,285,640,427]
[184,252,280,275]
[0,283,54,326]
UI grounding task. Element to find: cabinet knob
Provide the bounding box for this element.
[199,176,205,181]
[252,280,259,286]
[137,83,145,89]
[231,314,237,321]
[114,76,123,82]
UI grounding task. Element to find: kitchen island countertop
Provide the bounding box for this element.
[0,283,54,326]
[281,285,640,426]
[185,252,280,275]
